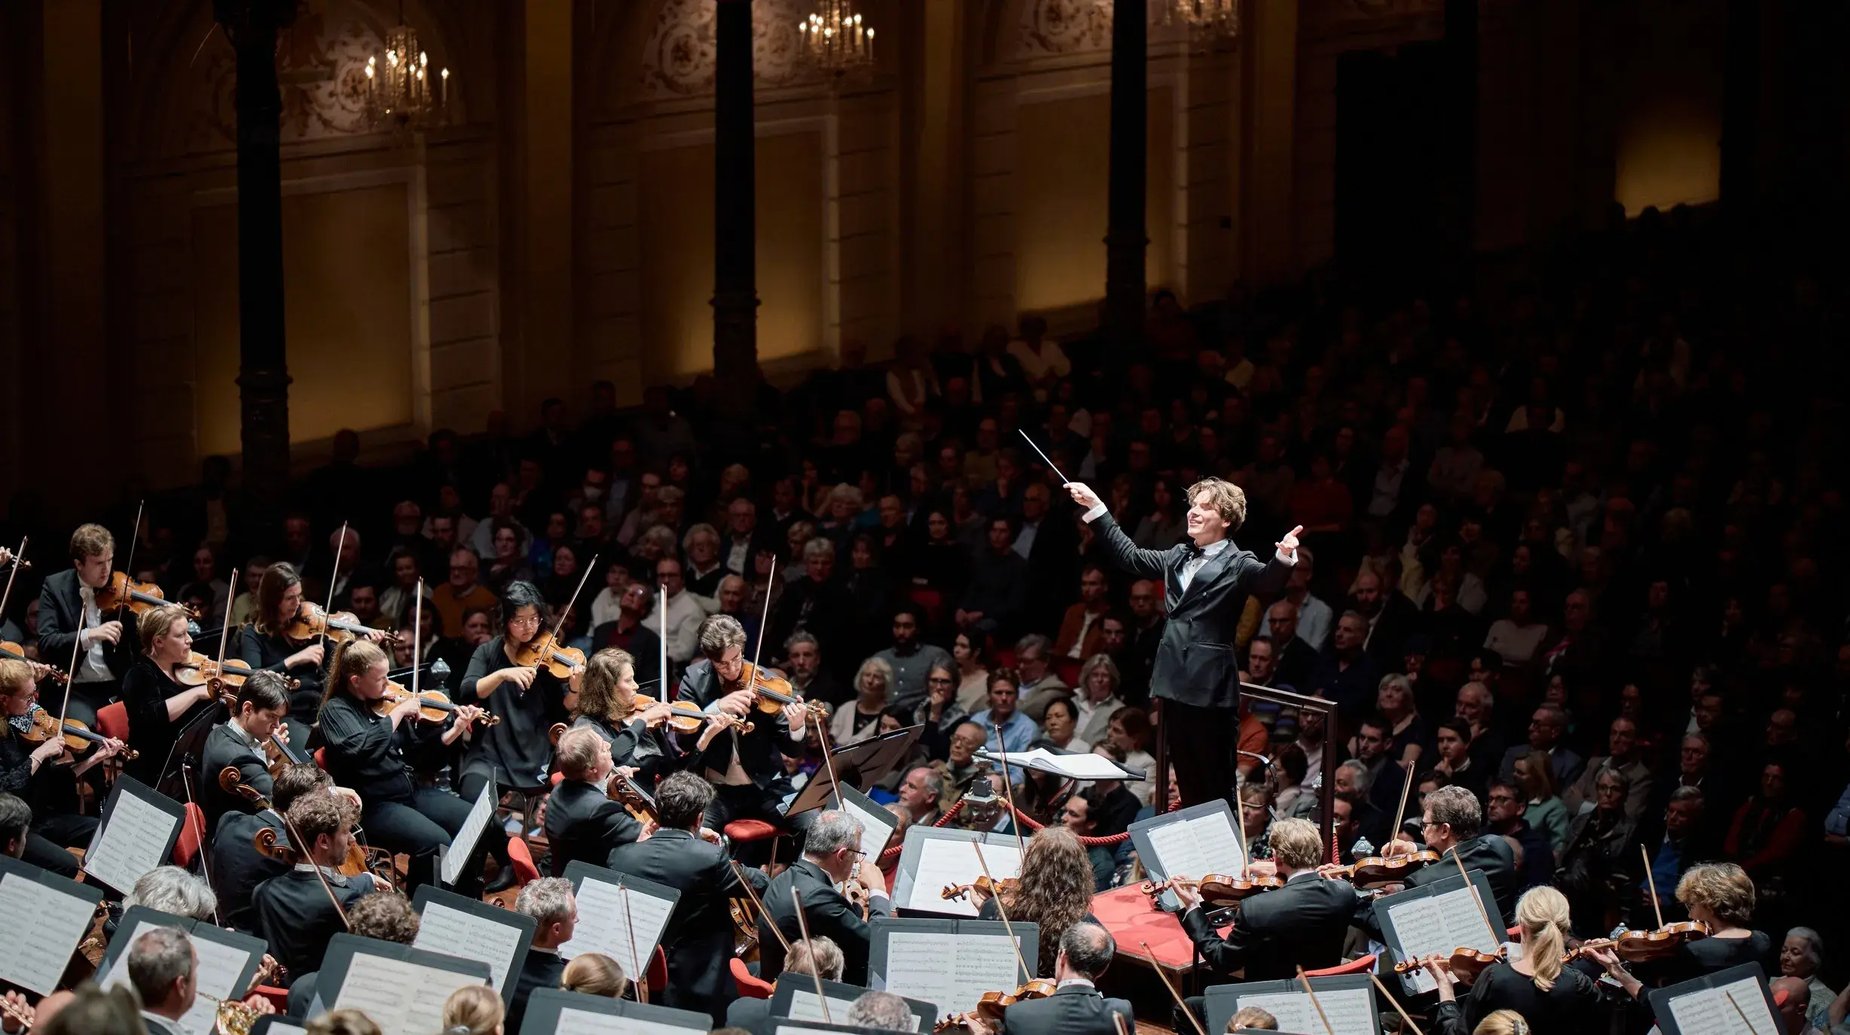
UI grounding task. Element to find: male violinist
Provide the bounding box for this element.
[1171,818,1358,982]
[674,614,812,833]
[541,726,642,875]
[199,672,294,828]
[251,792,383,981]
[37,523,140,730]
[1063,479,1299,807]
[1356,784,1519,939]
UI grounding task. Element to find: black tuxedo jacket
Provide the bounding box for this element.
[1356,834,1520,940]
[676,659,806,789]
[1182,873,1360,981]
[608,828,770,1020]
[1001,983,1133,1035]
[37,568,139,678]
[758,859,890,986]
[200,723,273,829]
[1091,514,1290,708]
[542,779,643,876]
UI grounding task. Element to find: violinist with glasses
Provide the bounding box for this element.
[0,658,123,877]
[36,523,137,732]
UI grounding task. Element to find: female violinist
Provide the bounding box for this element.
[0,658,123,877]
[120,604,219,783]
[565,647,691,789]
[1427,887,1641,1035]
[1658,861,1776,980]
[974,827,1100,979]
[317,639,486,894]
[239,563,385,742]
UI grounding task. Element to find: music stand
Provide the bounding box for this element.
[158,701,223,801]
[784,724,924,818]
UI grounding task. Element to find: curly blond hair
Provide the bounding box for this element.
[1676,861,1756,927]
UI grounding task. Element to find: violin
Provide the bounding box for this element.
[373,681,499,727]
[734,661,827,719]
[628,693,754,735]
[1394,946,1506,982]
[1141,872,1284,907]
[175,651,298,697]
[1563,921,1710,964]
[18,706,137,759]
[262,732,312,777]
[932,980,1057,1030]
[281,602,399,646]
[508,631,586,679]
[1329,847,1441,888]
[221,766,393,883]
[942,875,1018,903]
[96,570,199,618]
[0,642,65,683]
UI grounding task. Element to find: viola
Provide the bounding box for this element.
[1142,872,1284,907]
[373,681,500,727]
[281,602,399,646]
[175,651,298,697]
[508,631,585,679]
[1331,848,1441,888]
[942,875,1018,903]
[1394,946,1506,982]
[932,980,1057,1030]
[0,641,65,683]
[1563,921,1710,964]
[96,570,199,618]
[629,693,754,735]
[18,706,138,759]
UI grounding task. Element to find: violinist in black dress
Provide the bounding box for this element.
[565,647,682,788]
[0,658,123,876]
[120,604,218,785]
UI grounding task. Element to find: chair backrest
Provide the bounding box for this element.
[94,701,131,742]
[313,747,328,770]
[730,956,774,999]
[173,802,207,869]
[647,945,669,995]
[1303,953,1377,978]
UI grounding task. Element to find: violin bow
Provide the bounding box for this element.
[0,536,25,626]
[1641,843,1665,928]
[212,567,238,689]
[789,887,834,1024]
[1294,966,1338,1035]
[56,601,87,734]
[1454,849,1501,947]
[1141,939,1208,1035]
[177,759,223,926]
[1368,972,1427,1035]
[970,841,1031,986]
[1109,1008,1131,1035]
[116,499,144,617]
[275,796,351,929]
[725,858,794,956]
[411,578,423,701]
[1724,990,1763,1035]
[989,728,1026,856]
[745,554,778,700]
[544,554,600,662]
[1233,767,1252,876]
[1393,758,1417,842]
[618,881,647,1004]
[322,521,349,654]
[657,580,668,693]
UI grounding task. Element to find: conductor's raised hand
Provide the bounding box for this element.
[1276,524,1305,562]
[1063,482,1101,510]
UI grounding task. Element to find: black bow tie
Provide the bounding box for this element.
[1184,543,1207,561]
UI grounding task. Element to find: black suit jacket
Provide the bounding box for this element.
[758,859,891,986]
[1001,983,1132,1035]
[37,568,139,678]
[1357,834,1520,940]
[1181,874,1360,982]
[508,947,567,1034]
[608,828,770,1020]
[676,659,806,789]
[542,779,644,876]
[1090,514,1291,708]
[200,723,272,829]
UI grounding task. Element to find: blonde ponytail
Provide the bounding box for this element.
[1515,886,1570,991]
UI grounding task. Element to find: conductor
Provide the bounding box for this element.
[1064,478,1298,807]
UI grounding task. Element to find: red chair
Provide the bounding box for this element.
[1053,657,1082,687]
[173,802,207,869]
[314,747,327,769]
[506,836,542,886]
[724,819,780,844]
[646,945,669,995]
[94,702,131,742]
[250,985,290,1013]
[1304,953,1377,978]
[731,956,774,999]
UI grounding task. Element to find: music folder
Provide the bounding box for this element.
[411,883,538,1006]
[80,774,186,897]
[785,724,925,817]
[0,854,106,996]
[1647,962,1780,1035]
[517,986,713,1035]
[769,976,938,1032]
[1203,974,1380,1035]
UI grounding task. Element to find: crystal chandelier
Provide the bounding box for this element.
[1158,0,1240,41]
[799,0,875,83]
[361,11,449,131]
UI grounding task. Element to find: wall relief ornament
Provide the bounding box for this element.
[1015,0,1115,57]
[640,0,815,98]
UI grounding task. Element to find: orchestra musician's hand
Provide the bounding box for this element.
[1423,959,1458,1002]
[359,627,388,644]
[1382,833,1420,857]
[240,993,277,1016]
[250,954,284,989]
[1171,881,1203,913]
[698,826,723,845]
[388,692,422,726]
[1244,858,1278,878]
[91,737,126,762]
[285,642,325,670]
[29,737,66,769]
[696,713,731,752]
[453,704,486,726]
[333,786,363,811]
[0,990,33,1034]
[782,701,808,735]
[1063,481,1101,510]
[274,723,291,745]
[1584,947,1643,997]
[638,701,676,726]
[1275,524,1305,563]
[496,665,538,694]
[718,689,756,717]
[568,662,586,693]
[87,620,124,647]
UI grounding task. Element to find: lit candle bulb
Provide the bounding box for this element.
[440,67,449,110]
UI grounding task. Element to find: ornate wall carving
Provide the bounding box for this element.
[1013,0,1114,57]
[638,0,814,98]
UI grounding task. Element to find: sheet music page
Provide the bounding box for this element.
[1666,976,1779,1035]
[557,879,675,976]
[82,789,175,894]
[101,921,254,1035]
[1384,887,1501,994]
[1236,989,1375,1035]
[441,784,497,887]
[555,1009,692,1035]
[905,839,1022,916]
[1025,751,1138,779]
[1143,813,1245,881]
[842,795,899,862]
[332,954,478,1035]
[413,901,524,993]
[785,987,914,1029]
[258,1023,308,1035]
[882,932,1025,1015]
[0,872,96,994]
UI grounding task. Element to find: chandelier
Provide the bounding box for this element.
[799,0,876,83]
[1157,0,1240,41]
[362,12,449,131]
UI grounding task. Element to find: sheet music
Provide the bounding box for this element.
[1666,976,1779,1035]
[979,748,1138,780]
[441,783,497,887]
[784,988,922,1031]
[904,839,1022,916]
[0,871,96,994]
[101,921,255,1035]
[882,932,1025,1015]
[82,788,176,894]
[257,1023,308,1035]
[775,1026,850,1035]
[1383,888,1503,994]
[1235,988,1375,1035]
[332,953,478,1035]
[557,878,675,977]
[413,900,525,993]
[1142,811,1246,882]
[556,1008,692,1035]
[842,794,900,861]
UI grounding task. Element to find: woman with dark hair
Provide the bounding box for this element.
[976,827,1100,978]
[460,580,580,887]
[239,561,385,739]
[1131,478,1185,549]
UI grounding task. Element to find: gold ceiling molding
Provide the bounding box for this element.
[639,0,813,98]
